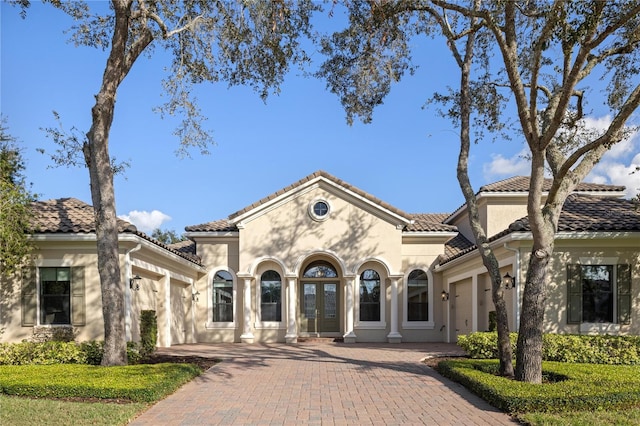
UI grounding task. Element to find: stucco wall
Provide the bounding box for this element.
[238,187,403,275]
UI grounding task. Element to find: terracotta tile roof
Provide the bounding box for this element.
[515,194,640,232]
[168,240,198,257]
[185,219,238,233]
[30,198,202,265]
[406,214,457,232]
[227,170,412,221]
[444,176,625,224]
[443,233,475,259]
[478,176,625,193]
[439,195,640,265]
[31,198,137,233]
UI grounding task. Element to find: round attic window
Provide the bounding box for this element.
[309,199,330,221]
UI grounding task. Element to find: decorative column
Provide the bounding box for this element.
[161,272,171,347]
[387,277,402,343]
[240,277,254,343]
[471,274,478,332]
[285,277,298,344]
[343,277,357,343]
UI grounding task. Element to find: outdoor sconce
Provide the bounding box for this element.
[503,272,516,289]
[129,275,142,291]
[441,290,449,301]
[192,291,200,302]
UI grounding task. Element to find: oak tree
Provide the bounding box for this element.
[318,0,640,383]
[13,0,318,365]
[0,118,37,279]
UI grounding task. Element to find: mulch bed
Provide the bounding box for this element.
[142,354,220,371]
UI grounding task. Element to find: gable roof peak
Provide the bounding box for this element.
[226,170,413,224]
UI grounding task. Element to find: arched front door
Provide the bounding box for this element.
[300,261,340,335]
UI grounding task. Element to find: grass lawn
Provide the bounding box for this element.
[0,362,203,425]
[518,407,640,426]
[436,359,640,426]
[0,394,147,426]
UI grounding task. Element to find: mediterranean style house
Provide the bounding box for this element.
[1,171,638,346]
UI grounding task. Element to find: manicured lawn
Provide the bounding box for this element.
[436,359,640,425]
[0,394,147,426]
[518,407,640,426]
[0,363,201,402]
[0,362,203,425]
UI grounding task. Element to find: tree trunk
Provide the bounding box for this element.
[85,1,132,366]
[492,276,514,377]
[455,3,514,376]
[515,161,555,382]
[85,115,125,366]
[515,244,551,383]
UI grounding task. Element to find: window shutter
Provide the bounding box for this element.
[71,267,86,326]
[567,264,582,324]
[617,264,631,325]
[21,267,37,326]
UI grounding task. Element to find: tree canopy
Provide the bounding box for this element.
[12,0,320,365]
[0,117,37,279]
[317,0,640,383]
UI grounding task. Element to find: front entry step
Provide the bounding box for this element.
[297,336,344,343]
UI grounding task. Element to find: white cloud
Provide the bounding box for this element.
[483,116,640,197]
[482,148,530,180]
[582,115,638,159]
[587,152,640,198]
[119,210,172,234]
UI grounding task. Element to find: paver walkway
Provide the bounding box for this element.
[130,342,517,425]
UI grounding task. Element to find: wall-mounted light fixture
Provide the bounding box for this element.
[192,291,200,302]
[129,275,142,291]
[503,272,516,289]
[441,290,449,301]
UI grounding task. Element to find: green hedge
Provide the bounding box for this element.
[0,341,145,366]
[139,310,158,359]
[457,332,640,364]
[436,359,640,413]
[0,363,201,402]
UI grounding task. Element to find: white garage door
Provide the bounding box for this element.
[170,283,187,345]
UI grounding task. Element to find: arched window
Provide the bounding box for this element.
[212,270,233,322]
[407,269,428,321]
[260,270,282,322]
[359,269,380,321]
[303,261,338,278]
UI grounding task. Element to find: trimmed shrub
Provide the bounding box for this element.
[0,363,202,402]
[457,332,517,359]
[0,340,154,366]
[79,341,103,365]
[0,341,86,365]
[457,332,640,365]
[139,310,157,359]
[436,359,640,413]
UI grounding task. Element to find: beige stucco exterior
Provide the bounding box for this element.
[1,173,638,346]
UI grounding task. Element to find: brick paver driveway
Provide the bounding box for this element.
[130,342,517,425]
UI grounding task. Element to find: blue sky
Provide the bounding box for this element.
[2,2,639,234]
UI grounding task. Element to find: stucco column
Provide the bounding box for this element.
[472,274,478,332]
[387,277,402,343]
[240,277,254,343]
[285,277,298,344]
[343,277,356,343]
[161,272,171,347]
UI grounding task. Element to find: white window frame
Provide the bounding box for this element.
[206,268,237,329]
[36,260,75,327]
[355,268,386,329]
[402,267,435,330]
[255,269,286,330]
[577,257,621,334]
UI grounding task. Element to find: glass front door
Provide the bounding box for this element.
[300,282,339,334]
